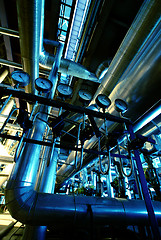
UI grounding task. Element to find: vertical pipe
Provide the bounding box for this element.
[127,123,160,240]
[106,168,112,198]
[39,138,59,193]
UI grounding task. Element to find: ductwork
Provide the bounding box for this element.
[39,0,98,82]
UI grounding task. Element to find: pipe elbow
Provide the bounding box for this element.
[5,182,37,224]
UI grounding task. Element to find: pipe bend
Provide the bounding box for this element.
[5,182,77,226]
[5,181,161,227]
[5,184,36,224]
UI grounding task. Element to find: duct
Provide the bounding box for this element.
[95,60,111,79]
[56,5,161,187]
[39,0,98,82]
[91,0,161,101]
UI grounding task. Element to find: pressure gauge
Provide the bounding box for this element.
[11,70,30,87]
[57,84,73,98]
[35,77,53,93]
[95,94,111,109]
[78,89,92,103]
[114,98,128,113]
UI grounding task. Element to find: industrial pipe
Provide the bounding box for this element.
[91,0,161,100]
[39,0,98,82]
[56,3,161,186]
[5,181,161,227]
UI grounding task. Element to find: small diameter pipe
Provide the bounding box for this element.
[0,27,19,38]
[0,95,12,114]
[75,122,82,168]
[0,108,18,134]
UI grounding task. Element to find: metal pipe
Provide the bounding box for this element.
[39,0,98,82]
[0,27,19,38]
[56,15,161,186]
[127,123,161,239]
[4,0,161,232]
[0,58,50,76]
[39,138,59,193]
[16,0,41,94]
[0,69,9,83]
[5,184,161,226]
[91,0,161,100]
[133,100,161,133]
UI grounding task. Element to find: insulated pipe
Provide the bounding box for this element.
[38,42,64,193]
[91,0,161,101]
[16,0,41,94]
[56,13,161,187]
[133,100,161,133]
[39,0,98,82]
[4,183,161,227]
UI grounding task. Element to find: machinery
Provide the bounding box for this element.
[0,0,161,239]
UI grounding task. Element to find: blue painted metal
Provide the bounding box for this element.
[127,123,161,240]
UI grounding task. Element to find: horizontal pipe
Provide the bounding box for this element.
[0,133,130,159]
[0,58,50,76]
[0,85,130,123]
[5,184,161,226]
[0,56,98,82]
[133,100,161,132]
[0,27,19,38]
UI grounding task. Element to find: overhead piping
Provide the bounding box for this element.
[56,0,161,187]
[91,0,161,101]
[39,0,98,82]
